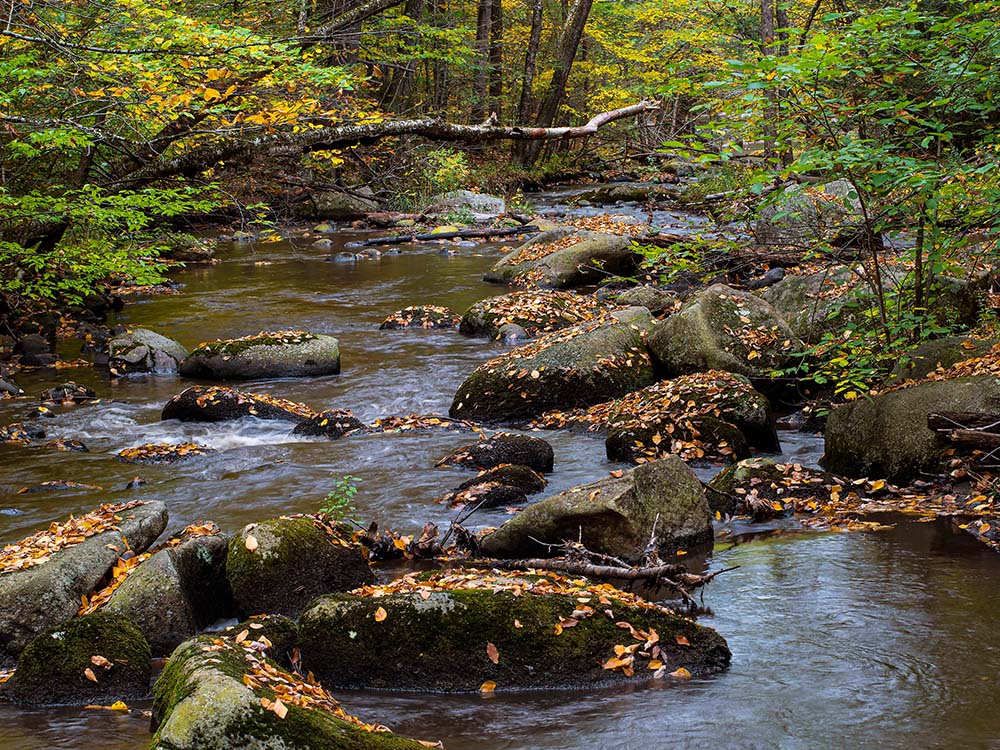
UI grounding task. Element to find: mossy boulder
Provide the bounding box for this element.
[887,336,998,384]
[0,501,167,665]
[611,285,677,316]
[104,530,231,656]
[108,328,188,376]
[484,228,638,289]
[179,331,340,379]
[646,284,800,379]
[450,312,656,423]
[754,179,863,248]
[162,385,315,423]
[226,518,374,619]
[459,290,609,339]
[379,305,460,330]
[292,409,366,438]
[573,183,680,205]
[151,635,425,750]
[3,613,151,705]
[823,375,1000,482]
[706,458,838,518]
[479,455,712,560]
[296,191,379,220]
[761,266,863,343]
[438,432,554,473]
[298,572,729,692]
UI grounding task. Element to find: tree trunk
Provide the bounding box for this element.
[471,0,493,122]
[760,0,778,162]
[488,0,504,117]
[379,0,424,110]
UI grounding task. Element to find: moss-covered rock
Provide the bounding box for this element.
[151,634,426,750]
[646,284,800,379]
[3,612,151,705]
[379,306,460,330]
[162,385,315,423]
[438,432,555,473]
[459,290,610,339]
[484,228,638,289]
[0,501,167,665]
[823,375,1000,481]
[296,191,379,220]
[179,331,340,379]
[887,336,998,384]
[450,312,656,423]
[298,570,729,691]
[706,458,838,518]
[226,518,374,619]
[572,183,680,205]
[108,328,188,376]
[479,456,712,560]
[425,189,506,219]
[761,266,861,343]
[610,285,678,316]
[293,409,366,439]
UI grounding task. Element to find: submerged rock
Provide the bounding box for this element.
[484,228,638,289]
[298,570,730,691]
[451,312,656,423]
[151,634,426,750]
[0,423,42,444]
[161,385,315,423]
[379,305,460,330]
[479,456,713,560]
[179,330,340,379]
[116,442,215,465]
[226,517,374,619]
[292,409,365,439]
[459,290,610,339]
[2,613,151,705]
[0,500,167,664]
[108,328,188,376]
[438,432,555,473]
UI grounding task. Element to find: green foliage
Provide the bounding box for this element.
[635,236,732,287]
[319,475,362,523]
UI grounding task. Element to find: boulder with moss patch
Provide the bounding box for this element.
[479,455,712,560]
[887,336,998,384]
[226,517,374,619]
[459,290,609,338]
[451,310,656,423]
[296,191,379,220]
[761,266,859,343]
[706,458,839,518]
[162,385,315,423]
[2,612,151,705]
[298,570,728,692]
[179,331,340,379]
[754,179,863,248]
[108,328,188,376]
[438,432,554,473]
[151,634,426,750]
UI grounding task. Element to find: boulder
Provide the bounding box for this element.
[451,312,656,423]
[292,409,366,439]
[0,378,23,397]
[0,423,40,444]
[104,529,231,655]
[1,613,151,705]
[379,305,460,330]
[823,374,1000,482]
[438,432,554,473]
[158,236,215,263]
[162,385,314,423]
[887,336,998,384]
[39,381,95,404]
[108,328,188,376]
[479,455,713,560]
[646,284,800,379]
[151,634,425,750]
[459,289,610,339]
[116,442,215,465]
[484,228,638,289]
[762,266,860,343]
[573,183,680,205]
[15,334,55,367]
[611,285,678,316]
[0,500,168,664]
[298,570,730,691]
[706,458,839,518]
[179,331,340,379]
[441,464,547,508]
[497,323,529,343]
[226,517,374,619]
[426,189,505,220]
[754,179,863,248]
[297,191,379,220]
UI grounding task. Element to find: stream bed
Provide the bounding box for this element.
[2,203,1000,749]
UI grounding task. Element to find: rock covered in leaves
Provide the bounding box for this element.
[162,385,315,423]
[39,381,95,404]
[107,327,189,376]
[438,432,554,473]
[0,423,44,445]
[292,409,366,439]
[887,336,998,384]
[480,456,713,560]
[441,464,547,508]
[379,305,460,330]
[646,284,800,379]
[298,569,730,692]
[459,290,610,339]
[706,458,840,518]
[1,612,151,706]
[450,311,656,423]
[117,442,215,465]
[226,517,374,619]
[484,228,638,289]
[179,330,340,379]
[0,501,167,665]
[151,633,427,750]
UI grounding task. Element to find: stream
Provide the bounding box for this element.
[2,191,1000,749]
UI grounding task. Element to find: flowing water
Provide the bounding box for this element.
[1,199,999,749]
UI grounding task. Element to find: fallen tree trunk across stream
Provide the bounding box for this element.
[356,225,540,246]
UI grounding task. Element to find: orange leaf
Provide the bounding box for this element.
[480,680,496,693]
[84,668,98,683]
[374,606,387,622]
[669,667,692,680]
[486,642,499,664]
[675,635,691,647]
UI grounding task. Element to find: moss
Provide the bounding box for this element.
[193,332,319,358]
[299,588,729,692]
[180,333,339,379]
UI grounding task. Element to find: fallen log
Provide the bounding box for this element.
[945,429,1000,451]
[357,225,539,246]
[928,411,1000,433]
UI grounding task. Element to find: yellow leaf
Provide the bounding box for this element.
[870,479,886,491]
[374,606,387,622]
[480,680,496,692]
[669,667,692,679]
[647,660,663,670]
[203,87,222,102]
[109,701,128,711]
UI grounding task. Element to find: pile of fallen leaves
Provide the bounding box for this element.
[190,386,316,420]
[117,442,215,464]
[367,414,480,433]
[194,330,317,356]
[0,668,13,685]
[0,424,33,444]
[0,501,145,575]
[506,234,581,266]
[570,215,646,237]
[532,371,753,462]
[876,342,1000,394]
[470,290,612,337]
[379,306,459,330]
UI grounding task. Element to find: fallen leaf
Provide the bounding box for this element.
[90,655,111,668]
[675,635,691,647]
[374,606,387,622]
[486,642,499,664]
[84,668,98,683]
[245,535,259,552]
[480,680,496,693]
[669,667,692,680]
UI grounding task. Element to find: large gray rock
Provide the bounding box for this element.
[298,570,729,692]
[479,455,713,560]
[459,289,609,339]
[1,613,151,706]
[761,266,859,342]
[108,328,188,376]
[823,375,1000,482]
[426,189,505,220]
[0,501,168,665]
[151,634,425,750]
[573,183,680,205]
[755,179,863,248]
[484,228,638,289]
[450,310,656,423]
[646,284,800,378]
[297,191,379,220]
[179,331,340,379]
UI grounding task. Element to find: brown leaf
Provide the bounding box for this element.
[675,634,691,647]
[90,655,111,668]
[486,642,499,664]
[83,668,98,683]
